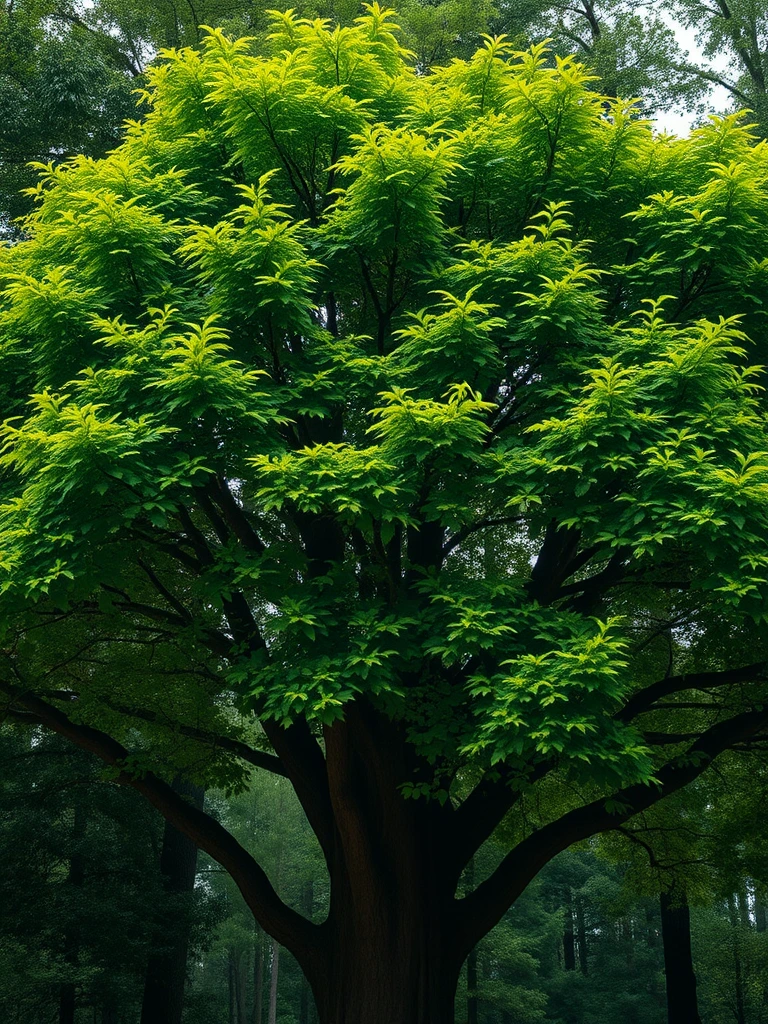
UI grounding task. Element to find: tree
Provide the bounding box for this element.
[5,8,768,1021]
[488,0,709,114]
[0,725,209,1023]
[670,0,768,133]
[0,0,139,234]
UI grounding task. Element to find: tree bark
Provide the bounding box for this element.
[236,952,248,1024]
[575,894,588,975]
[299,879,314,1024]
[466,944,479,1024]
[14,685,768,1024]
[729,894,747,1024]
[756,891,767,933]
[253,923,265,1024]
[660,887,701,1024]
[465,856,479,1024]
[268,938,280,1024]
[563,889,576,971]
[140,778,204,1024]
[59,801,86,1024]
[229,954,237,1024]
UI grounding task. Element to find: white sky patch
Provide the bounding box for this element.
[652,18,733,135]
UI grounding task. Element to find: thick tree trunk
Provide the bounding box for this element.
[140,779,204,1024]
[304,710,464,1024]
[311,932,461,1024]
[660,887,701,1024]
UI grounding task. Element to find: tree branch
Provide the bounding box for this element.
[618,662,768,722]
[0,680,320,958]
[455,705,768,955]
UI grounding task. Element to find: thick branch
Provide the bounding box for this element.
[456,706,768,955]
[449,758,557,873]
[261,717,336,863]
[618,662,768,722]
[0,681,319,958]
[89,698,288,776]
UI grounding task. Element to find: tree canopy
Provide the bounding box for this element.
[4,7,768,1021]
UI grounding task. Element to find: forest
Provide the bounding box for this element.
[5,1,768,1022]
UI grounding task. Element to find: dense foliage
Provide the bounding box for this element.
[5,5,768,1022]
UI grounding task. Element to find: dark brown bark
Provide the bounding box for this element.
[306,708,463,1024]
[140,778,204,1024]
[660,887,701,1024]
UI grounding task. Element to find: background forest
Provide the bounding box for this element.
[4,1,768,1023]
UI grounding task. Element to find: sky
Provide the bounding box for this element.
[652,20,732,135]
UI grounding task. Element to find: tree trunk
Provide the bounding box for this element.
[235,952,248,1024]
[660,887,701,1024]
[310,928,461,1024]
[59,802,86,1024]
[140,778,204,1024]
[229,954,237,1024]
[466,944,479,1024]
[302,711,466,1024]
[253,923,265,1024]
[575,894,588,975]
[465,856,478,1024]
[756,892,767,933]
[268,939,280,1024]
[563,888,576,971]
[299,880,314,1024]
[729,894,747,1024]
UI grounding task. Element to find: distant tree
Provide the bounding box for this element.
[6,9,768,1022]
[0,726,211,1022]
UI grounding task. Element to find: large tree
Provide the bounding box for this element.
[4,8,768,1021]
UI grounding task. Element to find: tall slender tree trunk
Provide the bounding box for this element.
[229,953,237,1024]
[268,939,280,1024]
[253,922,265,1024]
[59,802,86,1024]
[140,778,204,1024]
[660,886,701,1024]
[575,895,588,975]
[466,945,479,1024]
[729,894,747,1024]
[299,880,314,1024]
[563,888,576,971]
[756,890,767,933]
[235,952,247,1024]
[465,856,479,1024]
